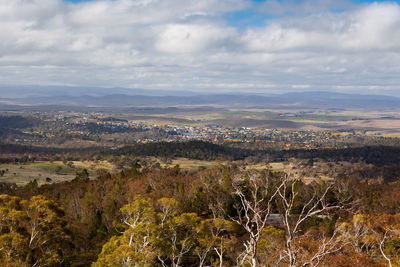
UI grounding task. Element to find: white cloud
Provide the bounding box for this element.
[257,0,354,16]
[243,2,400,53]
[0,0,399,95]
[155,23,236,53]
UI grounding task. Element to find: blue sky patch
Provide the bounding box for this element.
[225,10,275,28]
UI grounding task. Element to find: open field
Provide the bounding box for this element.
[341,119,400,130]
[158,158,217,170]
[159,158,334,184]
[0,160,116,186]
[1,158,324,186]
[161,158,293,173]
[111,108,400,132]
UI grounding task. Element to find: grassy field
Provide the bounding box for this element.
[1,157,278,186]
[0,157,336,186]
[0,160,116,186]
[159,158,218,170]
[159,158,294,172]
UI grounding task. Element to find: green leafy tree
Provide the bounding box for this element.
[195,218,234,267]
[74,169,90,182]
[94,196,157,267]
[94,196,232,267]
[0,194,71,266]
[156,212,201,267]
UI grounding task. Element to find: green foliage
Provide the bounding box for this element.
[130,161,141,176]
[225,196,239,218]
[95,196,157,266]
[109,140,246,161]
[257,225,286,258]
[89,210,108,239]
[0,194,71,266]
[172,164,180,176]
[188,186,208,215]
[384,238,400,256]
[94,196,234,267]
[0,115,35,129]
[74,169,90,182]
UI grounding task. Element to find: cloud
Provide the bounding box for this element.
[0,0,399,95]
[243,2,400,52]
[155,23,237,53]
[257,0,354,16]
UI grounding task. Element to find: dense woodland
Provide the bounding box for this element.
[109,141,400,166]
[0,159,400,266]
[4,140,400,163]
[0,116,36,129]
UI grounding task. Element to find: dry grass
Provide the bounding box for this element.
[159,158,217,170]
[0,160,116,186]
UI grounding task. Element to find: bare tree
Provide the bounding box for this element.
[379,230,393,267]
[276,179,345,267]
[230,170,283,267]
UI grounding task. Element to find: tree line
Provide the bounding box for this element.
[4,140,400,166]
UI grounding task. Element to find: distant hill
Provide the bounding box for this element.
[277,91,399,109]
[0,86,399,110]
[0,85,197,98]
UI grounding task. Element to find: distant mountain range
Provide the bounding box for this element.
[0,85,198,98]
[0,85,399,110]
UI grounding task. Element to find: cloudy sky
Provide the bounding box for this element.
[1,0,400,95]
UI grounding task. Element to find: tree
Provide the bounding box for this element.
[95,196,203,267]
[0,195,27,266]
[156,197,179,228]
[0,194,71,266]
[156,212,201,267]
[195,217,233,267]
[94,195,156,266]
[257,225,286,266]
[23,195,71,266]
[374,213,400,267]
[337,214,375,254]
[276,179,346,267]
[74,169,90,182]
[338,213,400,267]
[229,169,283,267]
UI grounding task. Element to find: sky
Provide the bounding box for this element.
[1,0,400,95]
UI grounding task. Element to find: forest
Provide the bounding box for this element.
[4,140,400,164]
[1,160,400,266]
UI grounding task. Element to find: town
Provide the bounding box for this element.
[4,110,399,149]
